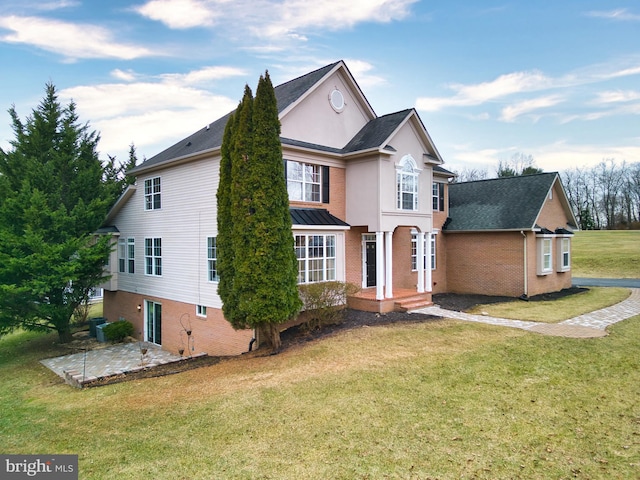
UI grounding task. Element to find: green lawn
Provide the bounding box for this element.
[572,230,640,278]
[467,287,630,322]
[2,314,639,479]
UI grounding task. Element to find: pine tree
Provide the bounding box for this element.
[217,73,301,351]
[0,84,117,342]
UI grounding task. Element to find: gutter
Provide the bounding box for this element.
[521,231,528,298]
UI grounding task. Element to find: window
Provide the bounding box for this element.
[287,161,321,202]
[196,305,207,317]
[207,237,219,282]
[432,182,445,211]
[295,234,336,284]
[118,238,135,273]
[537,237,553,275]
[397,155,419,210]
[144,177,161,210]
[145,238,162,276]
[557,237,571,272]
[431,234,437,270]
[411,233,436,270]
[118,238,126,273]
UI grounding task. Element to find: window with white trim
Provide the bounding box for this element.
[536,237,553,275]
[432,182,445,211]
[144,177,161,210]
[557,237,571,272]
[207,237,219,282]
[196,305,207,317]
[295,234,336,284]
[118,238,135,273]
[118,238,126,273]
[287,161,321,202]
[397,155,419,210]
[411,233,436,270]
[145,238,162,276]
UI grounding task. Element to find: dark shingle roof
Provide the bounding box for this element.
[446,173,558,231]
[131,62,341,174]
[290,208,349,227]
[343,109,412,153]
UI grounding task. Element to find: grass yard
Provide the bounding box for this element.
[467,287,631,322]
[572,230,640,278]
[1,314,639,479]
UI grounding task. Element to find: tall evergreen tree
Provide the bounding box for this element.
[0,84,117,342]
[217,73,301,351]
[216,110,238,327]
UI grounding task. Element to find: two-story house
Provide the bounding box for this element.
[100,60,578,357]
[101,61,446,356]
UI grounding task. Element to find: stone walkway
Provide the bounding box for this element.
[415,288,640,338]
[40,342,205,388]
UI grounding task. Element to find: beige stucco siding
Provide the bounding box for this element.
[280,70,373,149]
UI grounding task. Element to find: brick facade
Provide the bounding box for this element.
[103,291,253,356]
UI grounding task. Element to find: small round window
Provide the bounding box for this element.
[329,89,345,112]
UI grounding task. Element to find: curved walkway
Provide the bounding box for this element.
[416,288,640,338]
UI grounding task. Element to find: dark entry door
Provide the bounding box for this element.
[365,240,376,287]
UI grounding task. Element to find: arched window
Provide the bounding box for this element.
[396,155,419,210]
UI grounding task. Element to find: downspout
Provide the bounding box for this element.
[520,231,528,300]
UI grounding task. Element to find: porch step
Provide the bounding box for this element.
[394,295,433,313]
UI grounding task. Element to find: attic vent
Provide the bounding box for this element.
[186,141,192,147]
[329,88,345,113]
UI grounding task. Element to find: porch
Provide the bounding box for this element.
[348,288,432,314]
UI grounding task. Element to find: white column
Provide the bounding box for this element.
[425,233,432,293]
[417,231,425,293]
[375,231,384,300]
[385,231,393,298]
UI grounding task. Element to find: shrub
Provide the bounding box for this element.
[298,281,360,330]
[103,321,134,342]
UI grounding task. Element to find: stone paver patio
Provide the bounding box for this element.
[40,342,205,388]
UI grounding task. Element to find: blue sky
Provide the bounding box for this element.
[0,0,639,175]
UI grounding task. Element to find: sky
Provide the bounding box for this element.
[0,0,639,176]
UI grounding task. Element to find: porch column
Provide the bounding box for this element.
[416,231,425,293]
[375,231,384,300]
[385,231,393,298]
[425,232,432,293]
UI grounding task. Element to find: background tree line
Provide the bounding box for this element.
[453,154,640,230]
[562,159,640,230]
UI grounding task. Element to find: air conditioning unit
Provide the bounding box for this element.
[96,322,111,343]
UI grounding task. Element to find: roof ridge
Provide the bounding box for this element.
[452,171,557,186]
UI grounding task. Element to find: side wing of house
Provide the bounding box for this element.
[444,173,578,298]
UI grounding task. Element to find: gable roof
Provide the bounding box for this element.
[130,62,342,175]
[445,172,576,232]
[130,61,442,175]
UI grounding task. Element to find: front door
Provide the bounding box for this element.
[145,300,162,345]
[363,235,376,287]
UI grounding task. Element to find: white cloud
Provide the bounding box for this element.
[343,58,386,89]
[111,69,138,82]
[585,8,640,21]
[135,0,417,40]
[0,16,155,60]
[416,70,553,112]
[500,95,564,122]
[160,66,247,85]
[135,0,219,29]
[535,142,640,171]
[594,90,640,104]
[58,66,242,161]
